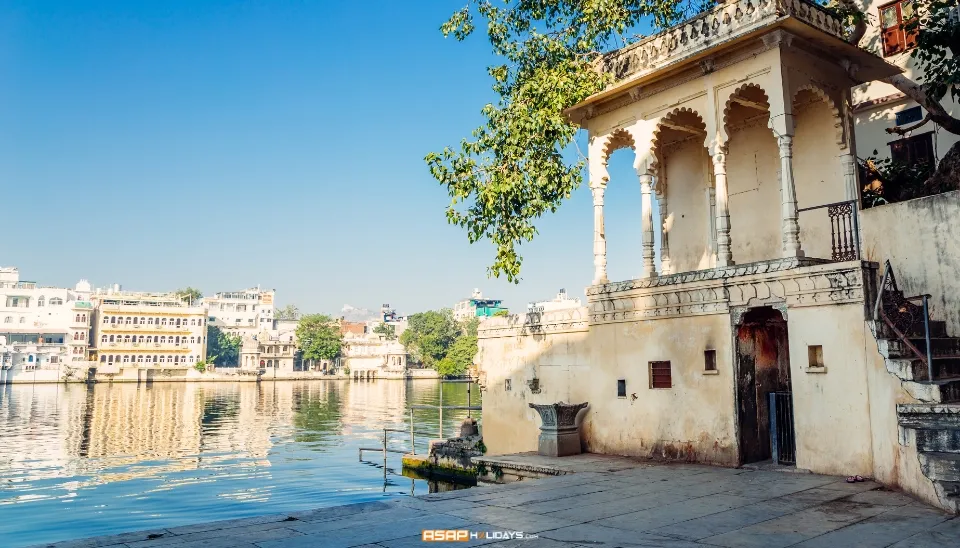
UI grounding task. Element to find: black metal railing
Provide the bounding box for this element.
[768,391,796,465]
[873,260,938,381]
[797,199,860,261]
[358,378,481,460]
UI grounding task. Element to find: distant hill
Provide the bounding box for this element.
[340,304,377,322]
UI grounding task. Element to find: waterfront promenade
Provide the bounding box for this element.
[31,454,959,548]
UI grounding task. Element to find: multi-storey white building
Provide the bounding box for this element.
[526,289,582,314]
[91,287,207,376]
[853,0,958,171]
[203,287,275,337]
[0,267,94,382]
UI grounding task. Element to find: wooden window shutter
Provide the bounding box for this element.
[880,4,903,56]
[649,361,672,389]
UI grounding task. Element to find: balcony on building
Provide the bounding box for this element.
[563,0,901,318]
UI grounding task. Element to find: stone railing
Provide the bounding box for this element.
[477,307,590,339]
[601,0,844,82]
[586,258,876,325]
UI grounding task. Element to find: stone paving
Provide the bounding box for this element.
[31,454,959,548]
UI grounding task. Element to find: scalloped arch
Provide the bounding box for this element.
[720,83,771,144]
[793,83,845,148]
[601,128,636,164]
[649,106,708,171]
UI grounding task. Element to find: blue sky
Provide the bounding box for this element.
[1,0,646,315]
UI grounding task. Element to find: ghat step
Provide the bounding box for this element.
[919,452,960,483]
[916,429,960,453]
[885,357,960,382]
[879,337,960,360]
[878,320,949,340]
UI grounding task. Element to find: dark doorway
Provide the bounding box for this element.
[736,307,793,464]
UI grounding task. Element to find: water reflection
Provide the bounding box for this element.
[0,380,480,547]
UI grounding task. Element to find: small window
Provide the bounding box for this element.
[808,345,825,368]
[505,378,512,392]
[617,379,626,398]
[890,132,935,168]
[704,350,717,372]
[649,361,672,389]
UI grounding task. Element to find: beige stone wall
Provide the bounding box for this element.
[726,123,781,263]
[479,311,738,465]
[860,191,960,335]
[787,304,875,476]
[663,142,712,272]
[583,315,737,464]
[794,98,849,261]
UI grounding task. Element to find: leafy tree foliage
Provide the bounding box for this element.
[426,1,694,282]
[429,0,960,280]
[206,325,241,366]
[373,322,397,340]
[899,0,958,105]
[400,310,459,367]
[296,314,343,361]
[401,310,482,375]
[275,304,301,320]
[437,335,479,377]
[462,317,480,338]
[175,287,203,305]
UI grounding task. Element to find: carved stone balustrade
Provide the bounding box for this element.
[587,258,877,325]
[528,401,589,457]
[600,0,844,85]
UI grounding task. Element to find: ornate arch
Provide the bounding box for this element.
[601,127,636,164]
[719,82,771,145]
[792,83,846,149]
[650,107,708,195]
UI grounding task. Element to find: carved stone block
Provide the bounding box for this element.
[528,402,589,457]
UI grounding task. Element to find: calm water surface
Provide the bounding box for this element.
[0,380,480,547]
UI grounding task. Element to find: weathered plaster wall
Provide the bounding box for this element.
[478,311,737,465]
[583,315,737,464]
[860,191,960,335]
[726,123,781,263]
[476,325,590,456]
[787,304,874,476]
[664,141,712,272]
[794,98,848,261]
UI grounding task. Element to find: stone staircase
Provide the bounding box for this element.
[874,313,960,513]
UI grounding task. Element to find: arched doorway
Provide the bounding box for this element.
[735,306,794,465]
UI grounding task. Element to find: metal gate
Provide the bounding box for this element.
[768,391,796,465]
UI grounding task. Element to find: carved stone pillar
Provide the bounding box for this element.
[591,185,608,285]
[778,135,804,258]
[839,151,857,202]
[639,172,657,278]
[707,186,717,266]
[658,193,671,275]
[711,148,733,267]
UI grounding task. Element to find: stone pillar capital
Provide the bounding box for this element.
[591,185,606,206]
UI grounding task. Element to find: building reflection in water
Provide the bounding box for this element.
[0,378,480,548]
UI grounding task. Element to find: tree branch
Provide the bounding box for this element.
[886,113,932,135]
[881,74,960,135]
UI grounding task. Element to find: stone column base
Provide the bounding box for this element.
[538,427,582,457]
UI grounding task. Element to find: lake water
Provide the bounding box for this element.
[0,379,480,547]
